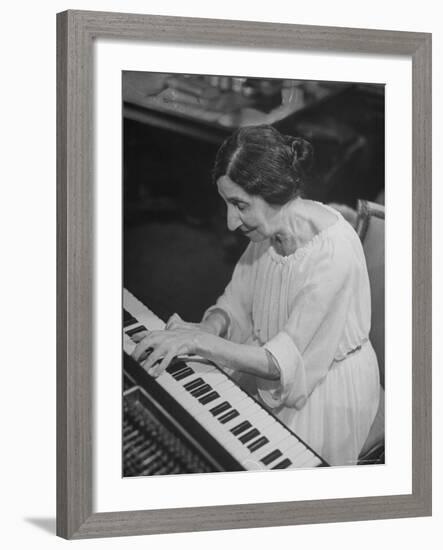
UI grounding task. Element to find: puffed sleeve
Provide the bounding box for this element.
[258,245,363,410]
[202,242,257,344]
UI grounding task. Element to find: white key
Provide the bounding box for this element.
[250,432,294,465]
[157,375,204,417]
[241,405,280,431]
[300,456,322,468]
[160,373,243,425]
[224,401,279,445]
[196,411,251,463]
[266,438,305,469]
[124,289,165,330]
[292,450,321,468]
[187,379,246,409]
[220,420,259,458]
[285,440,315,465]
[123,333,136,355]
[243,435,294,470]
[185,362,230,388]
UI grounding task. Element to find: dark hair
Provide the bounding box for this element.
[212,125,314,205]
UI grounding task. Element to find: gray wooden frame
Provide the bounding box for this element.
[56,9,432,539]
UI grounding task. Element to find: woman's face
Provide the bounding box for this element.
[216,175,278,242]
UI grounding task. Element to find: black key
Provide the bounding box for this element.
[166,361,188,375]
[261,449,283,466]
[210,401,231,416]
[248,436,269,452]
[170,365,188,377]
[170,366,188,379]
[184,377,205,391]
[218,409,239,423]
[199,391,219,405]
[126,324,147,338]
[123,308,133,321]
[271,458,292,470]
[172,363,194,378]
[190,384,212,398]
[123,310,138,327]
[239,428,260,444]
[173,367,194,381]
[230,421,252,436]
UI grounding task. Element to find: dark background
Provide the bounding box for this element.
[123,74,384,323]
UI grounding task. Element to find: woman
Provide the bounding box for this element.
[133,125,380,466]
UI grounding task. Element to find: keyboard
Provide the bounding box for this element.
[123,288,327,471]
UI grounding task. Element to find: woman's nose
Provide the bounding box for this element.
[227,205,241,231]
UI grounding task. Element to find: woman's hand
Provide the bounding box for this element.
[131,325,280,382]
[131,328,209,378]
[165,313,205,332]
[166,310,229,337]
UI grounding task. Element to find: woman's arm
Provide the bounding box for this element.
[164,308,230,337]
[201,243,256,344]
[195,332,280,381]
[200,308,230,337]
[132,329,280,381]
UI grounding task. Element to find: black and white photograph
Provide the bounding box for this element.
[122,71,385,477]
[1,0,438,543]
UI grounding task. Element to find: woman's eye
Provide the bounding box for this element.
[236,203,246,211]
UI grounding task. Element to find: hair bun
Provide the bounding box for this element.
[285,136,314,173]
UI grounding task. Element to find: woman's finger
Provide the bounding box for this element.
[134,330,164,350]
[165,313,178,330]
[166,313,187,331]
[149,349,177,377]
[131,330,149,343]
[143,343,169,371]
[137,347,153,363]
[169,321,197,332]
[132,333,158,362]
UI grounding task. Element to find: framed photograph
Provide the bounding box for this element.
[57,10,431,539]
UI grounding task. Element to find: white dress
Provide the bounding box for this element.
[204,204,380,466]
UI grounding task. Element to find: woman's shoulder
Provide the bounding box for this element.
[267,204,351,265]
[278,206,362,278]
[308,209,368,281]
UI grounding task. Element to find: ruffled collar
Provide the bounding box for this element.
[267,202,342,264]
